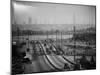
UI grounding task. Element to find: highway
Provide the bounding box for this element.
[23,40,76,73]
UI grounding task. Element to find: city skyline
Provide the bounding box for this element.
[12,1,96,31]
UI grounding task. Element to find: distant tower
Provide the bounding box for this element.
[28,17,32,25]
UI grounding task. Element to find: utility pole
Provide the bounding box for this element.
[73,26,76,62]
[17,26,20,44]
[56,30,57,47]
[47,31,48,42]
[14,19,20,44]
[28,17,32,48]
[61,31,62,49]
[73,13,76,62]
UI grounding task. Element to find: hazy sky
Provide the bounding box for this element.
[12,1,96,31]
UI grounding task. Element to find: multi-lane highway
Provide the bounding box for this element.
[23,39,76,73]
